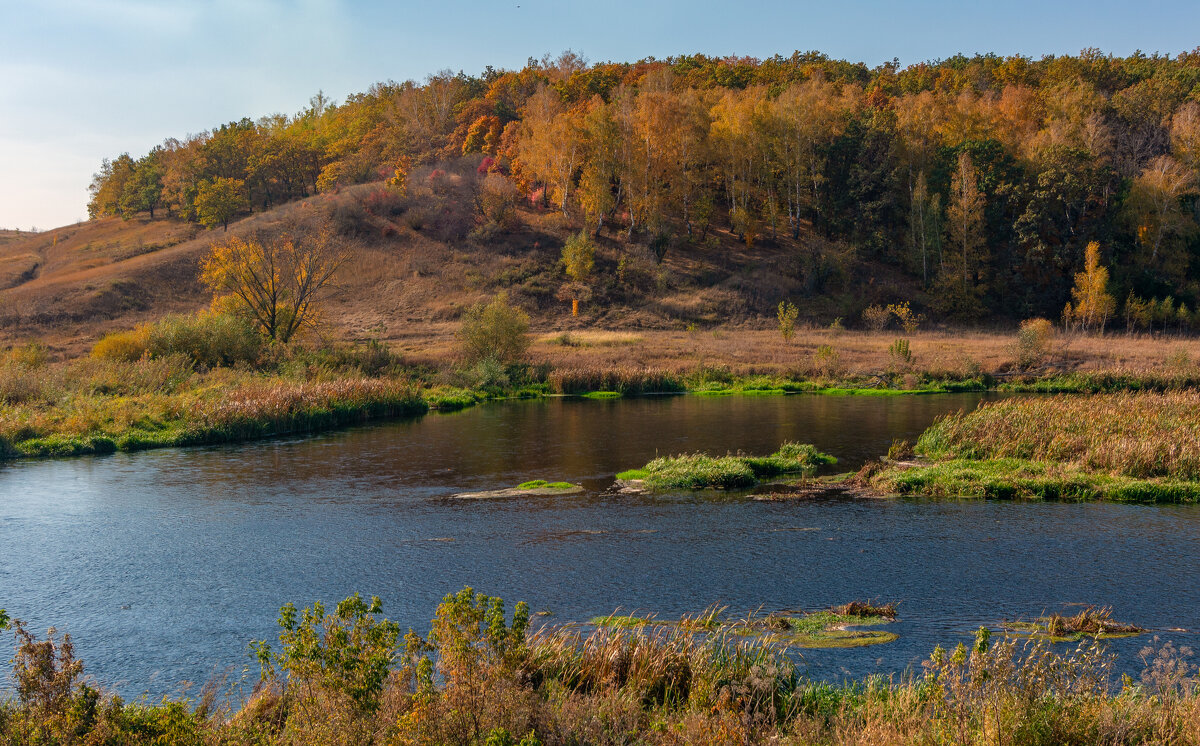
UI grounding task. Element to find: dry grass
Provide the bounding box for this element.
[918,392,1200,479]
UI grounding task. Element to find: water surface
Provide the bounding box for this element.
[1,393,1196,696]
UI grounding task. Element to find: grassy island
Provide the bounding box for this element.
[590,601,900,649]
[866,392,1200,502]
[616,442,837,490]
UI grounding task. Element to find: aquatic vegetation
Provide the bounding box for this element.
[617,441,837,490]
[1003,606,1146,641]
[871,458,1200,503]
[515,480,577,491]
[916,392,1200,479]
[580,390,621,399]
[452,481,583,499]
[591,603,899,649]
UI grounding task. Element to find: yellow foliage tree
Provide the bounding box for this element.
[200,230,345,342]
[1067,241,1116,333]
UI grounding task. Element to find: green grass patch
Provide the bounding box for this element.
[870,458,1200,503]
[582,390,621,399]
[517,480,577,490]
[618,442,836,491]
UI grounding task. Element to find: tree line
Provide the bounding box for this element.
[87,49,1200,322]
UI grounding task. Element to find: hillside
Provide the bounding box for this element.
[0,168,922,357]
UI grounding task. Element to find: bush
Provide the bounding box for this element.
[92,327,151,362]
[777,300,799,341]
[861,304,890,331]
[457,293,530,365]
[813,345,841,377]
[329,197,374,237]
[888,338,913,370]
[92,313,263,369]
[1014,318,1055,369]
[476,174,519,230]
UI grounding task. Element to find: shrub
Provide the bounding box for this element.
[777,300,799,341]
[886,302,924,333]
[94,313,262,369]
[888,338,913,370]
[329,197,374,237]
[361,187,407,218]
[253,594,400,717]
[476,174,519,229]
[92,327,151,362]
[813,345,841,377]
[457,293,530,365]
[861,304,890,331]
[1014,318,1054,370]
[146,313,263,369]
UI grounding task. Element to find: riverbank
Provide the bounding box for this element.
[1,589,1196,745]
[865,392,1200,503]
[7,321,1200,462]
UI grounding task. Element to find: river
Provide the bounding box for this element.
[1,393,1197,697]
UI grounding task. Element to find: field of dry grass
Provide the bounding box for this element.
[394,325,1200,381]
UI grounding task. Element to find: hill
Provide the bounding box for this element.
[0,163,922,357]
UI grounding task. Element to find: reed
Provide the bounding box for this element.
[919,392,1200,480]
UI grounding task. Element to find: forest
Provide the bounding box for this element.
[85,49,1200,325]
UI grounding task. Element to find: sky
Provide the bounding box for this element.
[2,0,1199,230]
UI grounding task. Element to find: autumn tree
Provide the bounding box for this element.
[118,150,164,219]
[195,177,249,231]
[1125,155,1198,281]
[937,151,987,319]
[577,98,620,233]
[516,86,582,214]
[1065,241,1115,333]
[456,293,530,364]
[908,171,942,287]
[560,230,595,316]
[200,228,345,342]
[87,154,136,218]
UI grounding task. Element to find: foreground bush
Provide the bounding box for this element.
[3,591,1200,744]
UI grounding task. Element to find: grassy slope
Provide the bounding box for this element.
[0,181,912,354]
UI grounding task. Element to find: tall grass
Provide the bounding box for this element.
[547,366,685,395]
[918,392,1200,480]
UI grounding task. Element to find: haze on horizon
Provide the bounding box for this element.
[2,0,1199,231]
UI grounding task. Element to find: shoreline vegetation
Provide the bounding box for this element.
[8,307,1200,511]
[9,325,1200,464]
[2,589,1197,745]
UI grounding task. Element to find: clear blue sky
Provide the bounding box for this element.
[2,0,1198,230]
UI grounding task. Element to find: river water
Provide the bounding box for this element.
[1,393,1197,697]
